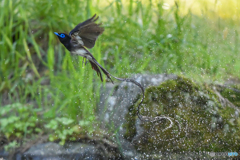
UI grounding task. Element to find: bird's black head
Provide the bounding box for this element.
[54,32,72,51]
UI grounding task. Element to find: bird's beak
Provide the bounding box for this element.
[54,32,59,36]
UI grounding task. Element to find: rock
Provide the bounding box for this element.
[97,74,178,159]
[125,76,240,156]
[0,149,8,159]
[97,74,240,159]
[97,74,177,129]
[215,83,240,107]
[19,142,107,160]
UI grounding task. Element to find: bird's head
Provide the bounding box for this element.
[54,32,71,43]
[54,32,72,50]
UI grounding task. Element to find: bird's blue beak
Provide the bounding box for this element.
[54,32,59,36]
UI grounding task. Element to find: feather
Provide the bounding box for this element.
[89,60,103,82]
[73,47,113,83]
[90,57,113,83]
[69,14,104,49]
[69,14,98,35]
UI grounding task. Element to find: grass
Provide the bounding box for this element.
[0,0,240,148]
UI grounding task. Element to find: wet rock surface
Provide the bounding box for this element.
[97,74,240,159]
[18,142,113,160]
[127,76,240,154]
[97,74,178,159]
[2,141,121,160]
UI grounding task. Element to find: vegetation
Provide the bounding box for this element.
[0,0,239,150]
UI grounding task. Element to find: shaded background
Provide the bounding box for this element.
[0,0,240,151]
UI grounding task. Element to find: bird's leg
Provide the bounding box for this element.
[82,57,85,67]
[85,59,88,66]
[82,57,89,66]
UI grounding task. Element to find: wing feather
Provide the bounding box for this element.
[69,14,104,49]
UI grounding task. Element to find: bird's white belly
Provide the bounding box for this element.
[72,48,92,60]
[73,48,87,57]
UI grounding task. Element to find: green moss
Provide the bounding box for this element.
[124,76,240,154]
[123,104,137,141]
[218,84,240,107]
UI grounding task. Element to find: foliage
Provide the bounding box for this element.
[0,103,41,139]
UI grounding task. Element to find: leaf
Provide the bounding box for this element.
[45,119,58,130]
[56,117,74,125]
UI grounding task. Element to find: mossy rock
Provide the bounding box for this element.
[124,76,240,154]
[216,84,240,107]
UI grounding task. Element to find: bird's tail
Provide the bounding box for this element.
[89,58,114,83]
[89,60,103,82]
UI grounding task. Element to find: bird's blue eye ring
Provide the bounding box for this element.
[60,34,65,38]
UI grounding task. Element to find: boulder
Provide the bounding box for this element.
[97,74,178,159]
[17,142,113,160]
[97,74,240,159]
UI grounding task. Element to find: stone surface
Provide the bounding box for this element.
[97,74,177,129]
[97,74,178,159]
[97,74,240,159]
[19,142,107,160]
[124,76,240,155]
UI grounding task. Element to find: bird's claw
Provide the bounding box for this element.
[82,58,88,67]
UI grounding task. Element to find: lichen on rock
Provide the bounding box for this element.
[124,76,240,154]
[216,84,240,107]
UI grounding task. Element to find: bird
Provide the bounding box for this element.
[54,15,152,124]
[54,14,113,83]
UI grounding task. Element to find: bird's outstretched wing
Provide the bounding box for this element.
[69,14,104,49]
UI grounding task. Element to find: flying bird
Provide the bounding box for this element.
[54,14,113,83]
[54,14,163,125]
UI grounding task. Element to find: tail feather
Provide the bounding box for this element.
[88,58,113,83]
[90,58,114,83]
[84,48,114,83]
[89,60,103,82]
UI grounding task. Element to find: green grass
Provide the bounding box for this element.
[0,0,240,148]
